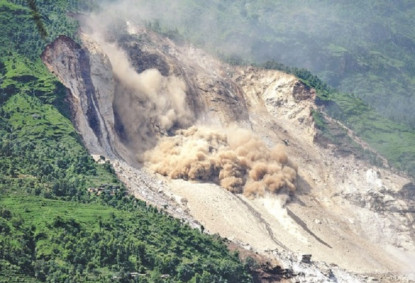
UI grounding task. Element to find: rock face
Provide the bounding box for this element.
[42,35,117,159]
[341,169,415,251]
[42,26,415,281]
[117,32,250,126]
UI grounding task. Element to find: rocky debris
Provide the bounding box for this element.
[337,168,415,250]
[118,37,170,76]
[362,272,415,283]
[226,240,294,282]
[269,249,376,283]
[107,157,199,229]
[234,66,316,127]
[292,81,316,102]
[399,182,415,201]
[301,254,312,264]
[251,263,294,283]
[344,187,405,213]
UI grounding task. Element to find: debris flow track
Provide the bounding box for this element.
[236,195,292,252]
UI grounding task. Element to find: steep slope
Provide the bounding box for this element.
[0,1,254,281]
[42,21,415,282]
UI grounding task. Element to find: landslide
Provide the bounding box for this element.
[42,21,415,281]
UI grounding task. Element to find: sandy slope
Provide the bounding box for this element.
[164,177,402,274]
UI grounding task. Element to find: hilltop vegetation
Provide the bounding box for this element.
[0,1,251,281]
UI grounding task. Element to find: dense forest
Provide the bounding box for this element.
[0,1,252,281]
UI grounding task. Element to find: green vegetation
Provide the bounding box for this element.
[0,1,251,281]
[0,195,250,282]
[0,0,82,60]
[325,91,415,175]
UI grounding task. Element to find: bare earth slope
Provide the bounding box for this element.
[42,25,415,282]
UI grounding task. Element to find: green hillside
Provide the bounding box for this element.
[0,1,251,281]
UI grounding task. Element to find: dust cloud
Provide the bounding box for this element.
[81,17,193,151]
[105,41,190,131]
[104,41,192,149]
[145,126,297,197]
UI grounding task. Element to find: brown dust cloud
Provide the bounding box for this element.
[145,126,297,197]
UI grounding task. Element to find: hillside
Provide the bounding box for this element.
[0,1,251,282]
[125,0,415,127]
[2,0,415,282]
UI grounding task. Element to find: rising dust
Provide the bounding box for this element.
[145,126,297,197]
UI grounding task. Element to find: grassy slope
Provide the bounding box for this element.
[331,92,415,171]
[0,1,251,282]
[318,78,415,177]
[316,81,415,176]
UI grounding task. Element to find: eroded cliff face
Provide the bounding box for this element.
[42,26,415,281]
[42,28,252,163]
[42,35,116,158]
